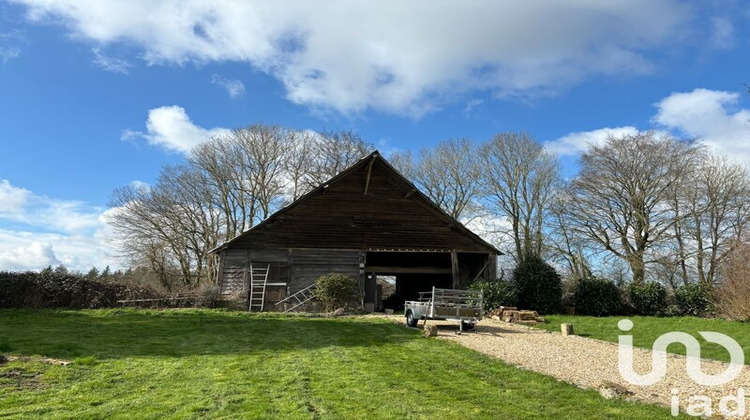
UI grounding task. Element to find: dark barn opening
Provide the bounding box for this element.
[365,251,452,308]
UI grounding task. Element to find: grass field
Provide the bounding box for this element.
[0,309,683,419]
[538,315,750,363]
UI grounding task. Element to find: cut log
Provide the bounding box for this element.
[423,324,438,338]
[518,310,538,320]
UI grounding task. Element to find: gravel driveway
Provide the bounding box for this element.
[383,315,750,418]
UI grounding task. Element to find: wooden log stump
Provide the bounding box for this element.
[561,323,574,336]
[423,324,438,338]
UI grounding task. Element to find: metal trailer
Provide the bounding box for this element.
[404,287,483,333]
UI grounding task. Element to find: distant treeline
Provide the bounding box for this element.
[105,125,750,295]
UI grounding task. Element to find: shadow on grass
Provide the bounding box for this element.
[0,309,418,360]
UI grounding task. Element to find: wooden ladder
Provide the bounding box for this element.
[248,265,270,312]
[274,283,317,313]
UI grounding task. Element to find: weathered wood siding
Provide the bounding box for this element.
[219,248,359,296]
[219,249,291,295]
[219,249,248,295]
[228,159,491,252]
[289,249,359,293]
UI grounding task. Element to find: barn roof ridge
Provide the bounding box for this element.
[210,150,501,255]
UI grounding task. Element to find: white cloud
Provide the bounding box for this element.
[463,99,483,116]
[0,180,121,271]
[0,179,100,233]
[653,88,750,166]
[0,229,120,272]
[92,47,131,74]
[463,214,511,250]
[0,46,21,62]
[12,0,693,115]
[710,17,734,49]
[122,105,230,153]
[0,30,24,63]
[544,126,640,156]
[546,88,750,167]
[0,241,61,271]
[211,74,245,98]
[129,180,150,192]
[0,179,32,217]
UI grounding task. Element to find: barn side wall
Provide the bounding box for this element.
[219,248,360,301]
[289,249,360,293]
[219,249,247,295]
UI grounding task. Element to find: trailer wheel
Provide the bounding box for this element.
[405,311,419,328]
[461,321,475,331]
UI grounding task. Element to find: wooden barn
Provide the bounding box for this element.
[211,151,500,312]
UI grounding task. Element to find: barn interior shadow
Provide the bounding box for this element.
[0,310,418,360]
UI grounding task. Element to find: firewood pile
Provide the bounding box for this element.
[487,306,545,324]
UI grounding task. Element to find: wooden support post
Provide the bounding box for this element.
[287,248,294,299]
[488,254,497,280]
[216,250,225,289]
[451,250,459,289]
[364,156,375,195]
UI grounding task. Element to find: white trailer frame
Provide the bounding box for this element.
[404,286,483,333]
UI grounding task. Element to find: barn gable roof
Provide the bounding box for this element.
[211,151,501,254]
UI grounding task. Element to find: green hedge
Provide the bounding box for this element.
[469,278,516,311]
[511,256,562,315]
[625,282,667,316]
[674,283,714,316]
[573,277,623,316]
[0,271,157,309]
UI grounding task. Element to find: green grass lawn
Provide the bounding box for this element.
[0,309,682,419]
[538,315,750,363]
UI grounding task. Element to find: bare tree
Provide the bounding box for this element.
[547,193,592,280]
[392,138,481,220]
[189,124,293,236]
[306,130,372,188]
[480,132,559,262]
[108,184,192,288]
[564,132,700,284]
[156,165,224,285]
[283,130,317,201]
[108,163,225,287]
[676,154,750,285]
[231,125,290,221]
[110,124,373,288]
[717,239,750,320]
[190,135,256,239]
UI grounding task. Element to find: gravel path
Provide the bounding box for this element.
[380,315,750,418]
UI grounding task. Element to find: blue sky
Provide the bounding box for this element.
[1,0,750,271]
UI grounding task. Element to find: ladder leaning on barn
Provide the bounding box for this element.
[248,264,270,312]
[274,283,317,313]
